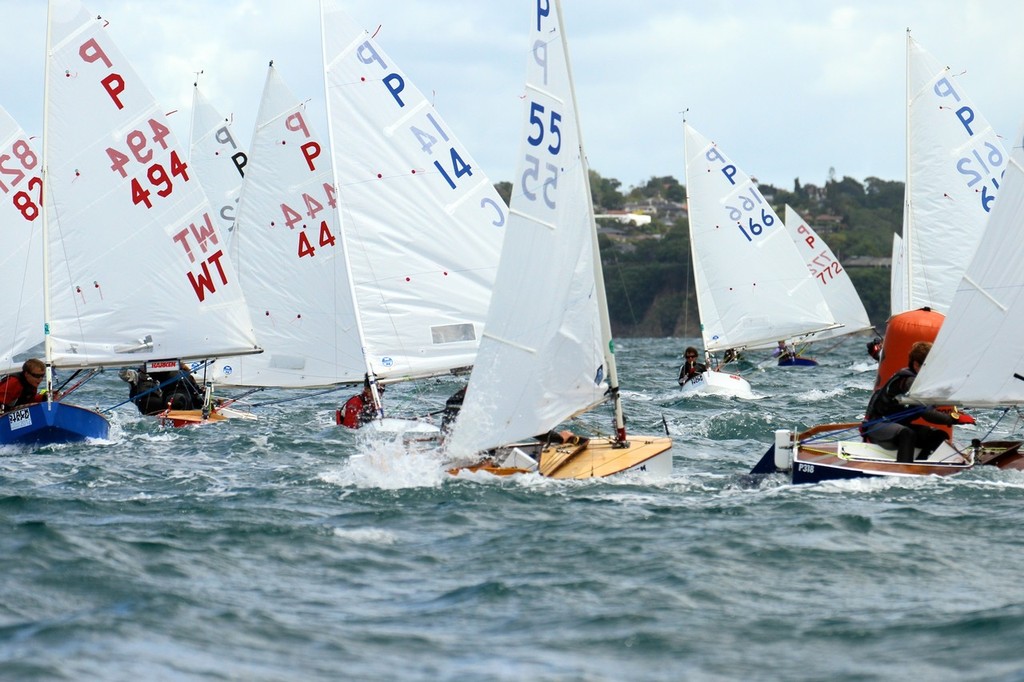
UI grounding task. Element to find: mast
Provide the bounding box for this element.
[902,28,913,313]
[681,121,711,356]
[318,0,380,413]
[552,0,626,441]
[41,0,55,399]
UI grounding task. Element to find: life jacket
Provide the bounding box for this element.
[339,394,366,429]
[130,371,167,415]
[865,367,916,423]
[0,373,38,410]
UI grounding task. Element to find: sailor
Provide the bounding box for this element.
[0,358,49,412]
[861,341,975,462]
[336,379,382,429]
[677,347,707,385]
[119,362,204,415]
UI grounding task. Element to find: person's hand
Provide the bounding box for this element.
[955,412,976,425]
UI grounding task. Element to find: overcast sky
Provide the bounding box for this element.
[4,0,1024,191]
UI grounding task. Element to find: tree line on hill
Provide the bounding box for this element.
[495,169,899,338]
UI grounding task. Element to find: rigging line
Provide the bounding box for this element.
[608,248,639,328]
[249,384,348,408]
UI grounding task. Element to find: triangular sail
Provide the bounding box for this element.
[446,0,609,456]
[682,123,836,352]
[908,119,1024,407]
[783,204,872,342]
[214,64,364,387]
[897,33,1006,315]
[188,84,246,241]
[0,105,44,372]
[44,0,259,368]
[320,0,505,382]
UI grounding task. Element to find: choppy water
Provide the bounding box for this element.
[3,337,1024,681]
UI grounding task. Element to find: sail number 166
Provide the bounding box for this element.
[727,187,775,242]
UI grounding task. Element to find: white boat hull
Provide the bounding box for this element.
[364,418,441,436]
[679,370,753,399]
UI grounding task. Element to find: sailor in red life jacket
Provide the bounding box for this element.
[336,379,383,429]
[0,358,50,412]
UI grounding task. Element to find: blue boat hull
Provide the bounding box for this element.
[0,401,110,445]
[778,356,818,367]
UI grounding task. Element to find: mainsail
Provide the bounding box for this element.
[43,0,259,368]
[896,32,1006,315]
[783,204,872,343]
[213,63,364,388]
[0,105,44,372]
[320,0,506,383]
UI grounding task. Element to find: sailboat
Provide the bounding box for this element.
[29,0,260,440]
[749,32,1015,484]
[443,0,672,479]
[319,1,507,429]
[777,204,874,365]
[752,111,1024,484]
[681,123,837,397]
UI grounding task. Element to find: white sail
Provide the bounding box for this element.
[43,0,259,368]
[908,119,1024,407]
[321,0,506,382]
[0,105,44,371]
[683,123,836,352]
[188,84,246,239]
[896,33,1006,316]
[446,0,610,456]
[890,232,906,317]
[783,204,872,342]
[215,64,365,388]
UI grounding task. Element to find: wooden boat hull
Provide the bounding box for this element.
[679,370,753,399]
[158,405,256,427]
[754,422,1024,484]
[0,401,109,445]
[448,436,671,477]
[449,435,673,479]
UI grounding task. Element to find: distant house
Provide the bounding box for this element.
[812,213,844,234]
[622,197,687,223]
[595,210,652,226]
[843,256,891,268]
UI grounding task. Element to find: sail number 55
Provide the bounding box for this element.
[523,101,562,209]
